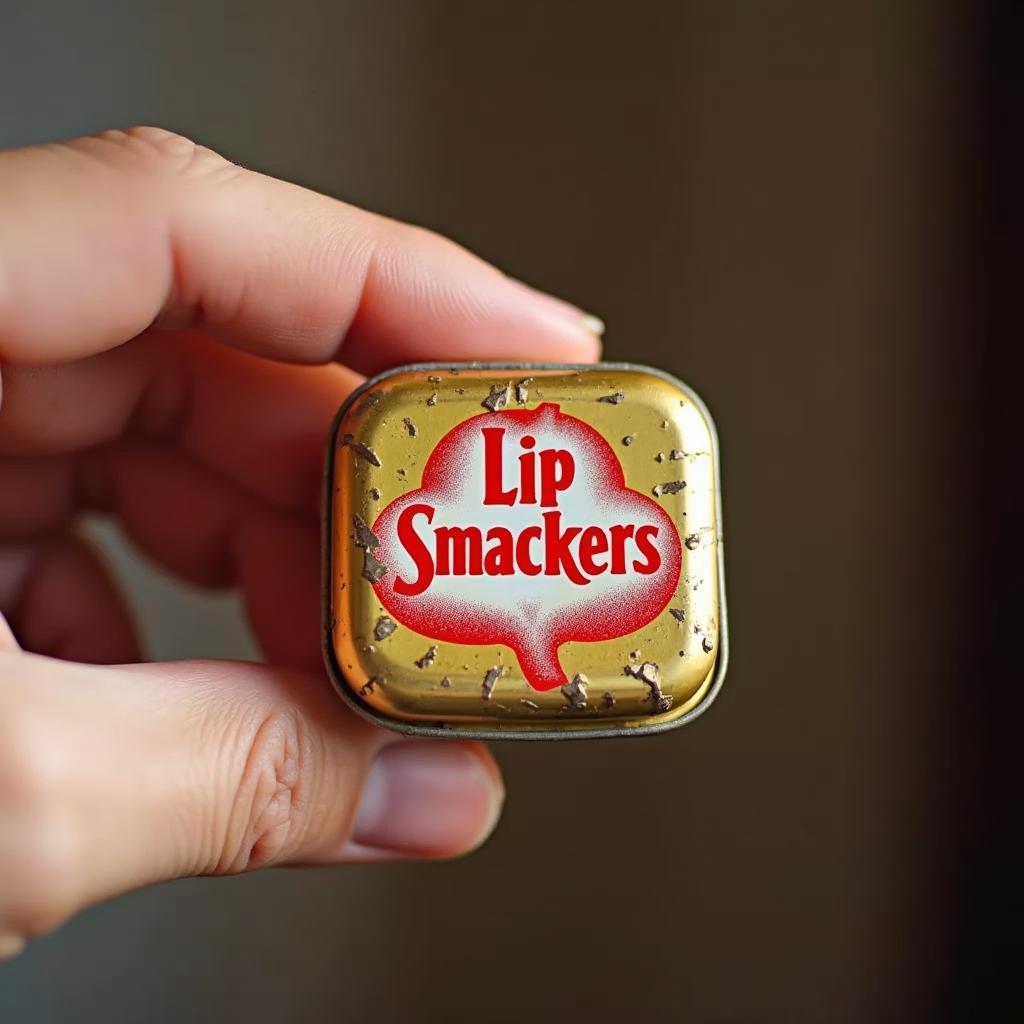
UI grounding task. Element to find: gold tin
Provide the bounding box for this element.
[323,363,727,740]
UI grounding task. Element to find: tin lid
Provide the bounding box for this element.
[323,363,727,740]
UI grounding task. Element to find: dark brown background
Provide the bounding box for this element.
[0,1,1017,1021]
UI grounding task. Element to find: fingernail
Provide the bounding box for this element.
[504,278,605,354]
[352,742,504,857]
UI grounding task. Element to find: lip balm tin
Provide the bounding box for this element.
[323,363,727,740]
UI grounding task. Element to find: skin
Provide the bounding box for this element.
[0,127,602,959]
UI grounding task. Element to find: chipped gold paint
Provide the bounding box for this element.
[324,364,726,739]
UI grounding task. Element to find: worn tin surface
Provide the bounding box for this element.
[323,363,727,740]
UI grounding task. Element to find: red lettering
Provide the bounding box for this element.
[483,527,515,575]
[518,435,537,504]
[436,526,484,575]
[394,514,664,587]
[542,511,587,585]
[392,440,668,591]
[515,525,543,575]
[609,524,635,573]
[394,503,435,597]
[482,427,516,505]
[632,525,662,574]
[539,449,574,507]
[578,526,609,576]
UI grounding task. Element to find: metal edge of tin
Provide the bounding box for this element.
[320,361,729,742]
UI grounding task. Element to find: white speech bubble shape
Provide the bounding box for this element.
[371,403,681,690]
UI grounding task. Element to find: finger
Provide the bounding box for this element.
[83,441,252,590]
[0,453,76,538]
[1,441,324,671]
[0,126,602,374]
[90,441,322,671]
[0,534,139,664]
[235,509,322,674]
[0,335,350,514]
[0,653,504,955]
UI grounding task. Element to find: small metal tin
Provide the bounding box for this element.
[323,363,727,740]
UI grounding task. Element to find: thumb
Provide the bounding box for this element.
[0,652,503,953]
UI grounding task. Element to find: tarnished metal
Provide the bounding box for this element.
[322,363,727,740]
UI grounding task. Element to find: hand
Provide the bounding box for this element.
[0,127,602,958]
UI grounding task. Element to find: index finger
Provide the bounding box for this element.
[0,127,602,373]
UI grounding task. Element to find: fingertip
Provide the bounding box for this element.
[337,234,606,373]
[579,313,606,341]
[477,273,605,366]
[501,277,605,361]
[523,302,605,365]
[342,739,505,861]
[0,536,140,664]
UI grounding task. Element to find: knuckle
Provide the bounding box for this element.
[216,708,316,873]
[96,125,238,183]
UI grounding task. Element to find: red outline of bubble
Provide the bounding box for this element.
[370,403,681,691]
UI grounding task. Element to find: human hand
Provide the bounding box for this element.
[0,127,602,958]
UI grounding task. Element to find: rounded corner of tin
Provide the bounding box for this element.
[320,634,426,738]
[629,362,722,445]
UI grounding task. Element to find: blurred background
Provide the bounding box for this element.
[0,1,1019,1020]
